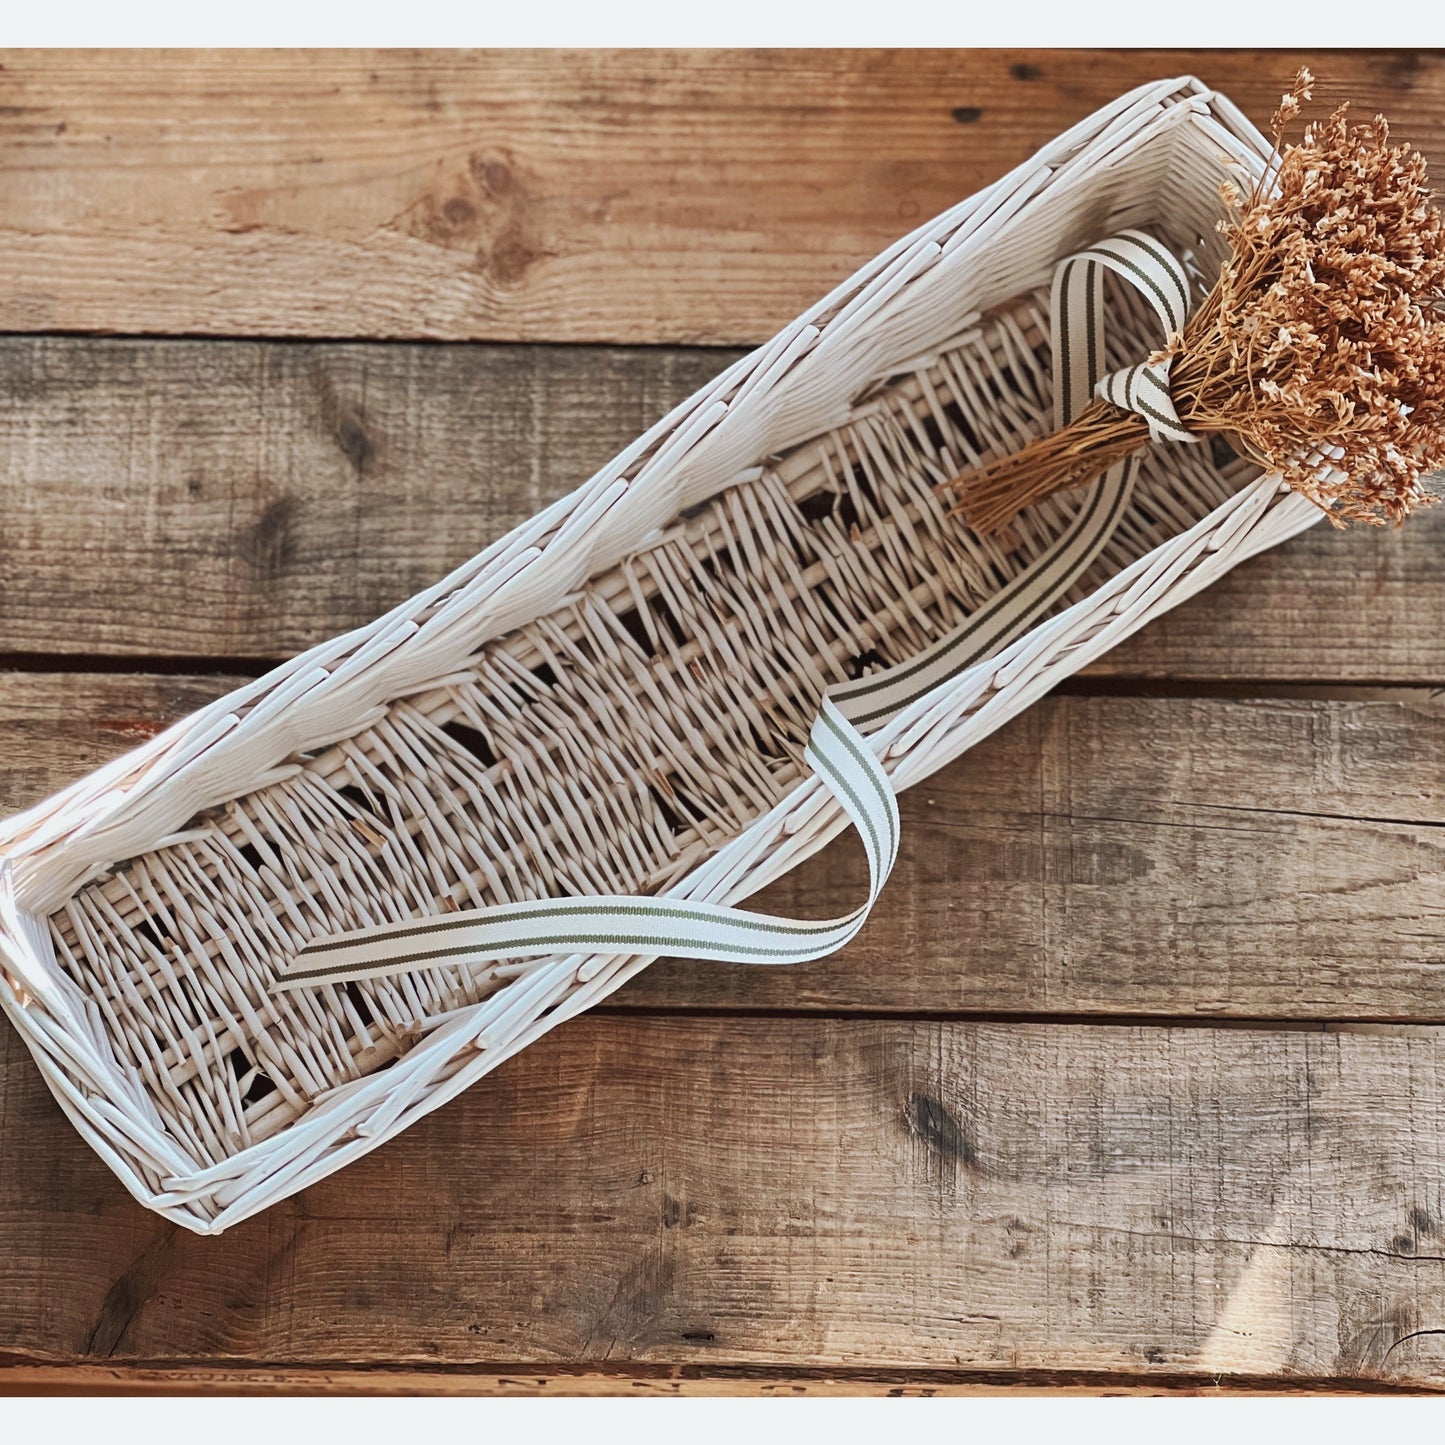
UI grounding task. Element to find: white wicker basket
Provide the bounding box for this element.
[0,75,1324,1233]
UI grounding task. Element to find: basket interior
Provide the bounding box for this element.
[35,107,1265,1177]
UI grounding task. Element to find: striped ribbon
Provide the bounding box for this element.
[274,230,1195,995]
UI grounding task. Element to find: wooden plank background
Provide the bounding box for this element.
[4,48,1445,1396]
[1,49,1441,344]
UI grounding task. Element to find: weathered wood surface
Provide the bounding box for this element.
[0,337,738,661]
[0,50,1439,344]
[7,49,1445,1396]
[5,334,1445,681]
[4,1014,1445,1388]
[5,673,1445,1021]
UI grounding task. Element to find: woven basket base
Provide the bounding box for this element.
[46,267,1257,1170]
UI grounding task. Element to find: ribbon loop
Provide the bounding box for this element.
[1071,228,1200,447]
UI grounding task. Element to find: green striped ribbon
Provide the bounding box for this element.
[275,230,1195,994]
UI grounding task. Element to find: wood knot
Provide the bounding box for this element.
[905,1091,977,1168]
[238,496,299,578]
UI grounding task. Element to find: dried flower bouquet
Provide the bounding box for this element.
[951,71,1445,536]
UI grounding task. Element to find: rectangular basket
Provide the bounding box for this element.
[0,75,1325,1233]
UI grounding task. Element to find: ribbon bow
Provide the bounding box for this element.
[1097,355,1197,446]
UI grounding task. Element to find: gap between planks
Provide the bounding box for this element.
[6,656,1445,699]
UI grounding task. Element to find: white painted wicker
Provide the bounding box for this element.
[0,76,1324,1233]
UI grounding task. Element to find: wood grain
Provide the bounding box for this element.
[0,50,1439,344]
[6,334,1445,681]
[5,1013,1445,1387]
[7,672,1445,1020]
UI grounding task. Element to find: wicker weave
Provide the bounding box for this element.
[0,76,1325,1232]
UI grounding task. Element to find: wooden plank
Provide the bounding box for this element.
[0,50,1439,344]
[5,1013,1445,1386]
[0,336,739,661]
[0,1359,1427,1396]
[0,673,245,816]
[6,334,1445,680]
[7,673,1445,1021]
[636,686,1445,1019]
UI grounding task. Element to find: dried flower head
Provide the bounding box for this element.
[1269,66,1313,134]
